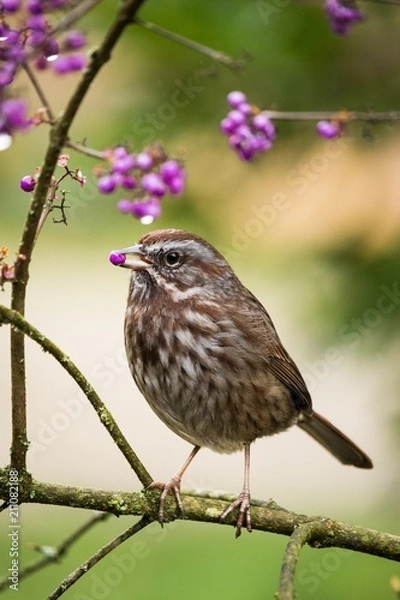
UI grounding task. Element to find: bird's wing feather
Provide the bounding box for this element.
[230,287,312,412]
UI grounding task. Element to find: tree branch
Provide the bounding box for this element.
[134,17,246,71]
[277,521,322,600]
[0,470,398,562]
[9,0,147,476]
[261,109,400,122]
[47,515,153,600]
[0,305,152,488]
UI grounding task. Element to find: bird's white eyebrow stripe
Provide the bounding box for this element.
[148,240,199,254]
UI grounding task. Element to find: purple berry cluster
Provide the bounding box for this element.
[0,0,87,146]
[220,91,276,161]
[325,0,365,35]
[95,144,186,224]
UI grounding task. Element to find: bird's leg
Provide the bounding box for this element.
[220,443,252,537]
[149,445,200,525]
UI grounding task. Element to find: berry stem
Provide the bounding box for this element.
[261,109,400,122]
[22,61,55,123]
[135,17,245,71]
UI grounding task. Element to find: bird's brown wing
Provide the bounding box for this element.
[231,287,313,413]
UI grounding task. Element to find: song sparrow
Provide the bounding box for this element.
[110,228,373,536]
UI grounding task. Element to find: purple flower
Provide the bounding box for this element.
[135,152,153,170]
[117,199,133,214]
[68,53,87,71]
[1,0,20,12]
[43,38,59,61]
[112,153,135,175]
[98,174,117,194]
[325,0,365,35]
[0,63,16,87]
[130,197,161,224]
[221,91,276,161]
[96,144,186,223]
[0,99,31,133]
[141,172,166,197]
[227,91,247,108]
[52,55,72,74]
[20,175,36,192]
[109,251,126,266]
[63,30,86,51]
[316,120,343,139]
[121,175,136,190]
[52,54,86,74]
[160,160,181,183]
[252,114,276,140]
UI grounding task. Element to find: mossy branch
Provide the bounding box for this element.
[0,469,399,562]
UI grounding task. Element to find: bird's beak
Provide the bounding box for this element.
[109,244,152,270]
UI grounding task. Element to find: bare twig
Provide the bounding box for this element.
[0,305,152,488]
[21,0,105,64]
[65,140,106,159]
[135,17,246,72]
[47,515,153,600]
[0,512,110,591]
[50,0,105,38]
[261,109,400,122]
[22,62,55,122]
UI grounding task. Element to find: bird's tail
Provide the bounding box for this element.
[298,411,373,469]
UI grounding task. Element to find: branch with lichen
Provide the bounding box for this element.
[0,468,399,599]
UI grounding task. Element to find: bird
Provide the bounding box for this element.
[110,228,373,536]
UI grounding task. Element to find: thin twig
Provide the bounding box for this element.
[22,62,55,122]
[363,0,400,5]
[47,515,153,600]
[50,0,104,38]
[0,512,110,591]
[277,522,322,600]
[65,140,106,159]
[135,17,246,72]
[21,0,105,64]
[0,305,152,488]
[261,109,400,122]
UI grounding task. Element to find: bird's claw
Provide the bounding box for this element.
[220,490,252,537]
[148,477,183,525]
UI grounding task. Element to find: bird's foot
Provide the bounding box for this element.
[220,490,252,538]
[148,476,183,525]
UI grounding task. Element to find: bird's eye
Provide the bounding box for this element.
[164,251,181,267]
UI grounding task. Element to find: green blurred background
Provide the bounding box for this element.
[1,1,399,598]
